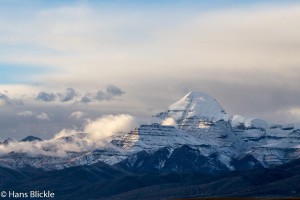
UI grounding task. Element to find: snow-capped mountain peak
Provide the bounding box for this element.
[157,92,230,125]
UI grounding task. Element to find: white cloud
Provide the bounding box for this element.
[70,111,85,119]
[0,114,137,157]
[53,129,78,139]
[17,111,50,120]
[56,114,137,143]
[36,112,50,120]
[0,136,90,157]
[84,114,137,142]
[161,117,176,126]
[17,111,34,117]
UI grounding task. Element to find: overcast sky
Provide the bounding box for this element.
[1,0,300,140]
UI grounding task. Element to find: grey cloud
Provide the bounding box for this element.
[0,93,23,106]
[33,86,125,104]
[107,85,125,96]
[58,88,78,102]
[95,85,125,101]
[36,92,56,102]
[80,94,92,104]
[79,85,125,103]
[96,91,107,101]
[35,88,78,103]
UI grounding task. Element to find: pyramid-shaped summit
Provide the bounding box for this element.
[157,92,230,124]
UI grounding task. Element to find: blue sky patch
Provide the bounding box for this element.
[0,63,52,84]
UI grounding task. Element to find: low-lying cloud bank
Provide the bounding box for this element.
[36,85,125,104]
[2,85,125,106]
[0,114,137,157]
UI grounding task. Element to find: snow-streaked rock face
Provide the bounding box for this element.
[0,91,300,172]
[112,123,204,153]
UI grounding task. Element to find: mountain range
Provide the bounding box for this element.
[0,91,300,199]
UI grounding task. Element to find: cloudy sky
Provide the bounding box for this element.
[1,0,300,140]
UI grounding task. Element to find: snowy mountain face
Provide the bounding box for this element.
[0,91,300,173]
[156,92,230,126]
